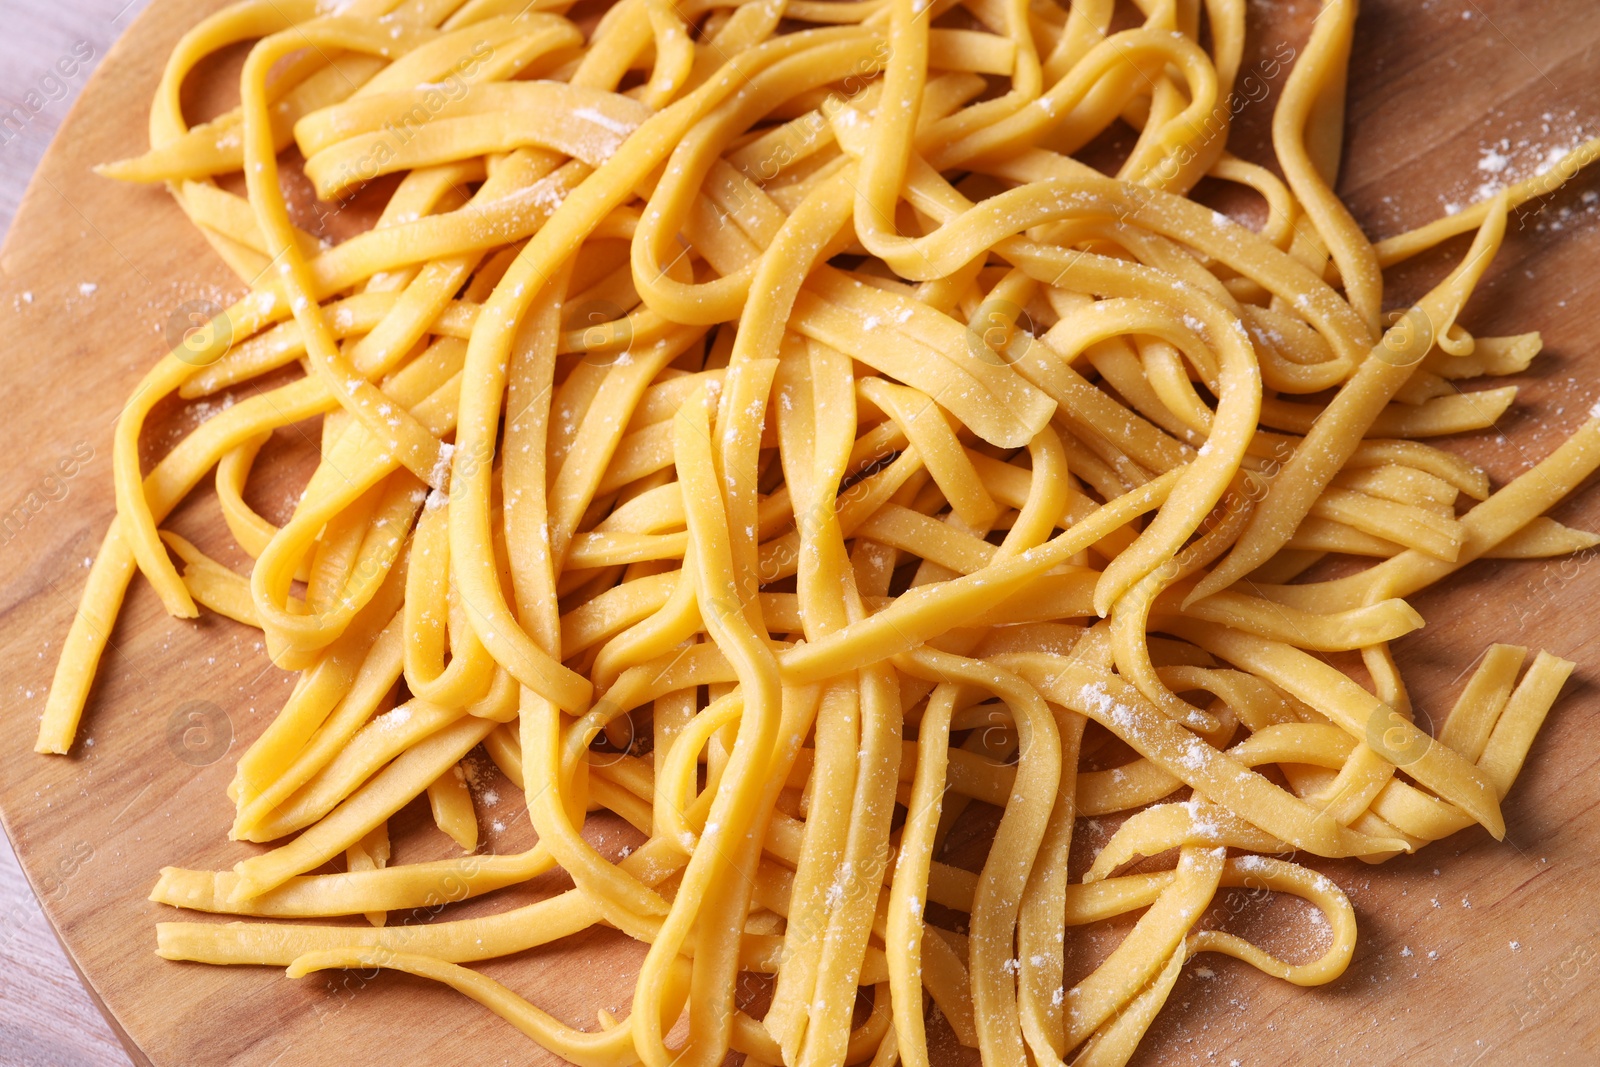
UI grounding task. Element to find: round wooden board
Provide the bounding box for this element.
[2,0,1600,1064]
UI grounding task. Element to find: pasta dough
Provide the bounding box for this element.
[32,0,1600,1064]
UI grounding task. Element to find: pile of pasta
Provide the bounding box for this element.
[36,0,1600,1063]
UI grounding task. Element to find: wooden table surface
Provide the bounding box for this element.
[1,5,145,1064]
[4,2,1600,1066]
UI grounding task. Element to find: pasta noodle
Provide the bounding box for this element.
[32,0,1600,1063]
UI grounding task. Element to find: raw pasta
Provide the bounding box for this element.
[33,0,1600,1064]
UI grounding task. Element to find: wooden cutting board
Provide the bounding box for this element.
[3,1,1600,1064]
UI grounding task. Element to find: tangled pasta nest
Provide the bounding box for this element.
[35,0,1600,1064]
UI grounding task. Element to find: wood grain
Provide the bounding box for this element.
[0,0,149,233]
[0,830,129,1067]
[2,1,1600,1065]
[0,3,145,1064]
